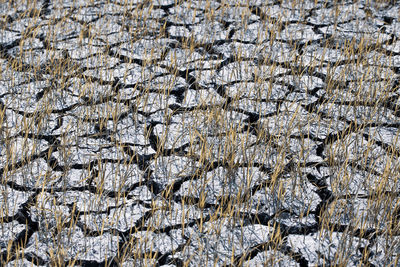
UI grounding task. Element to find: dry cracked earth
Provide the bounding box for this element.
[1,0,400,266]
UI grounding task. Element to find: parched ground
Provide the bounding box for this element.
[0,0,400,266]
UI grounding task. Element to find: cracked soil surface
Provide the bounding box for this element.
[0,0,400,266]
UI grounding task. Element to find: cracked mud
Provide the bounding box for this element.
[0,0,400,266]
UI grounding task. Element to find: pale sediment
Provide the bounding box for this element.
[0,0,399,266]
